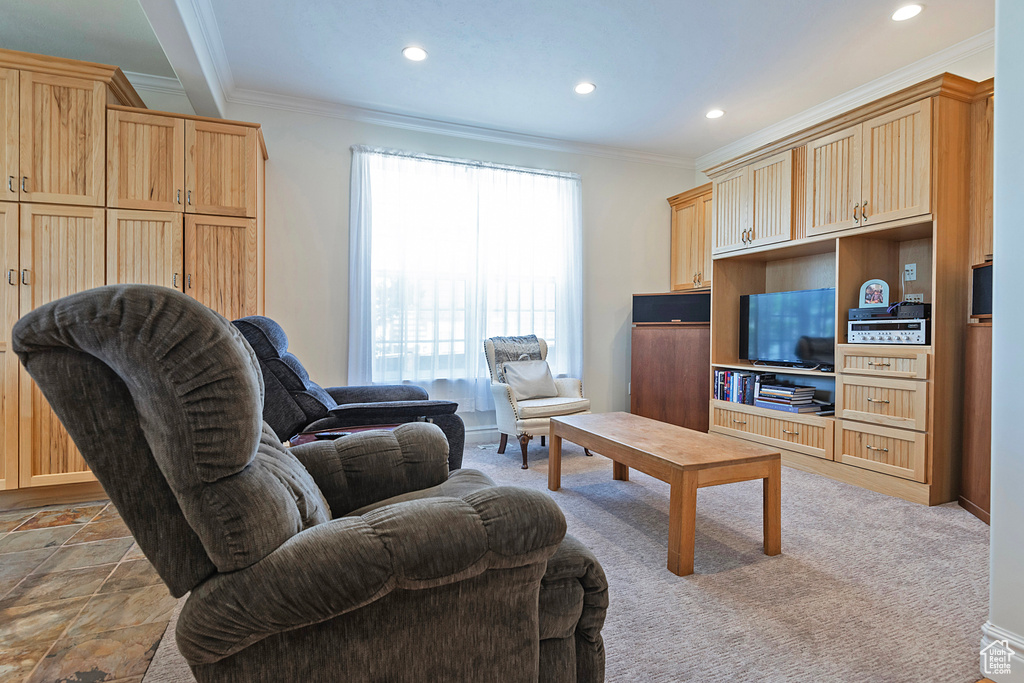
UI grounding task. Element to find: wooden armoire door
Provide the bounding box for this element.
[696,191,713,288]
[805,125,861,236]
[19,204,105,487]
[860,99,931,226]
[0,68,17,201]
[747,150,792,248]
[107,209,184,290]
[19,72,106,206]
[184,214,257,319]
[712,167,748,255]
[670,199,700,291]
[630,324,710,432]
[0,202,18,490]
[107,110,185,212]
[185,121,257,218]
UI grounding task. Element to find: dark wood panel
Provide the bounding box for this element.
[960,323,991,523]
[630,325,710,432]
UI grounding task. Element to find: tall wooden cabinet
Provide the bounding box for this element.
[0,49,268,509]
[668,184,712,290]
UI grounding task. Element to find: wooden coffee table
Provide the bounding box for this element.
[548,412,781,576]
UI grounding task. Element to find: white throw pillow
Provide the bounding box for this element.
[502,360,558,400]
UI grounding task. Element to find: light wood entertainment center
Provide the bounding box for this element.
[697,73,993,506]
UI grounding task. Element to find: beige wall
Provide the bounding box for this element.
[223,101,696,428]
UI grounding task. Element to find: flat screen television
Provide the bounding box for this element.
[739,288,835,366]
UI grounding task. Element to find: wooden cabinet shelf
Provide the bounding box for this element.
[712,362,835,378]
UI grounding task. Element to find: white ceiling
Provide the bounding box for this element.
[0,0,995,163]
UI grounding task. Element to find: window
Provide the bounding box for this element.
[349,146,583,413]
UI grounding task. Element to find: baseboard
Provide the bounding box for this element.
[464,424,500,445]
[0,481,107,511]
[981,621,1024,682]
[959,495,991,524]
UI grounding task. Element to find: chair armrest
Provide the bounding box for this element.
[490,382,521,434]
[554,378,584,399]
[175,486,567,665]
[326,384,429,404]
[290,423,449,515]
[326,400,458,425]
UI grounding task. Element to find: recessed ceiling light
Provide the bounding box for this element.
[891,4,923,21]
[402,46,427,61]
[574,82,596,95]
[706,109,725,119]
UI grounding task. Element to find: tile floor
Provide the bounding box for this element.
[0,500,177,682]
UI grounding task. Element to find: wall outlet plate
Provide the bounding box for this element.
[904,263,917,281]
[905,293,924,303]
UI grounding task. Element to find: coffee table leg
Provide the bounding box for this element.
[763,458,781,556]
[612,461,629,481]
[548,428,562,491]
[667,469,698,576]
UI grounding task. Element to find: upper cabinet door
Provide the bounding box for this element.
[670,199,700,291]
[712,167,749,255]
[860,99,931,226]
[697,191,713,287]
[0,69,17,201]
[184,214,258,319]
[106,209,184,290]
[185,120,257,218]
[0,202,17,490]
[107,110,185,211]
[19,72,106,206]
[747,150,792,248]
[805,125,862,236]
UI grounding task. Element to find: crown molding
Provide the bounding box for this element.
[695,28,995,173]
[124,71,187,97]
[226,88,696,169]
[183,0,234,94]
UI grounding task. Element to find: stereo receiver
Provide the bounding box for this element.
[847,319,929,345]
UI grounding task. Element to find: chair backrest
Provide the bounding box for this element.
[13,286,330,597]
[484,335,548,383]
[232,316,338,439]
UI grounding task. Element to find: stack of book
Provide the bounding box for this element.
[713,371,775,405]
[754,383,819,413]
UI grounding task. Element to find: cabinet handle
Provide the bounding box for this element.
[782,429,799,435]
[187,273,192,289]
[866,397,890,404]
[21,176,27,193]
[732,418,747,425]
[187,190,192,205]
[7,176,12,193]
[865,445,889,452]
[177,189,181,204]
[861,201,868,223]
[853,203,860,225]
[867,361,891,367]
[697,272,702,283]
[21,269,29,285]
[6,269,15,286]
[173,273,179,288]
[749,227,754,242]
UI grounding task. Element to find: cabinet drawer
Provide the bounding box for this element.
[711,401,833,460]
[837,345,929,379]
[837,375,928,431]
[836,420,926,482]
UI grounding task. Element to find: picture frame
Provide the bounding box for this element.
[859,279,890,308]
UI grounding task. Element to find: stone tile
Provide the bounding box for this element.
[122,544,147,562]
[0,509,38,534]
[1,564,117,608]
[0,525,81,554]
[0,597,89,649]
[27,621,166,683]
[67,519,133,545]
[92,504,122,523]
[99,561,163,594]
[68,585,178,637]
[0,547,57,598]
[0,640,53,681]
[16,504,106,531]
[33,538,134,575]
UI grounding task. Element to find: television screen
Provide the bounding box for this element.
[739,288,835,366]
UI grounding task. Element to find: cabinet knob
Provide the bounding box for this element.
[853,203,860,225]
[21,176,28,193]
[177,189,181,204]
[187,190,192,205]
[173,273,179,288]
[188,273,192,289]
[7,176,12,193]
[861,201,869,223]
[697,272,702,283]
[6,269,15,286]
[21,269,29,285]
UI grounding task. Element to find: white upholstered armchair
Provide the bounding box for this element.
[485,336,591,469]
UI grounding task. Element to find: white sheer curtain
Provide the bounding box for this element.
[348,145,583,413]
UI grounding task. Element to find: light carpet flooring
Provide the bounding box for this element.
[145,440,990,683]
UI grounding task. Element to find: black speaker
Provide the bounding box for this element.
[972,263,992,317]
[632,291,710,324]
